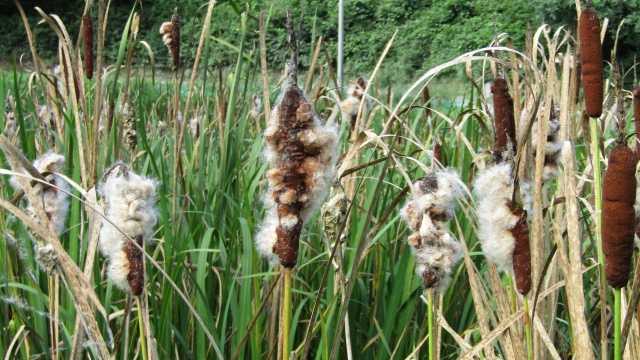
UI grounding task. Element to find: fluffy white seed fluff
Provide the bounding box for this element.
[473,162,519,272]
[531,109,561,180]
[11,152,70,235]
[98,165,157,293]
[400,169,465,292]
[256,89,338,263]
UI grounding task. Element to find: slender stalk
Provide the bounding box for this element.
[524,298,533,360]
[614,289,622,360]
[427,290,435,360]
[280,268,292,360]
[590,118,607,358]
[136,297,149,360]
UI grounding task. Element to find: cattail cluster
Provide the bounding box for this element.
[473,162,531,294]
[256,80,338,267]
[491,78,516,159]
[603,144,637,288]
[579,8,603,118]
[159,15,180,69]
[340,77,368,129]
[82,14,94,79]
[98,163,158,295]
[532,106,561,180]
[11,152,70,236]
[400,170,465,292]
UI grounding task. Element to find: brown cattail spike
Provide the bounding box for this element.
[82,15,94,79]
[603,144,637,288]
[125,235,144,296]
[170,14,181,69]
[579,8,603,118]
[491,78,516,159]
[509,203,531,295]
[633,87,640,155]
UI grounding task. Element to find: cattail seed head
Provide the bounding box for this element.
[579,8,603,118]
[400,170,465,292]
[82,14,94,79]
[257,81,338,268]
[603,144,637,288]
[532,106,562,180]
[491,78,516,159]
[11,152,70,235]
[473,162,519,272]
[509,203,531,295]
[340,77,368,129]
[98,163,157,295]
[122,102,137,151]
[159,15,180,69]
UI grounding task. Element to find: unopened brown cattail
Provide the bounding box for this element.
[603,144,637,288]
[170,14,180,69]
[510,203,531,295]
[579,8,603,118]
[82,15,94,79]
[125,235,144,296]
[633,87,640,154]
[491,78,516,158]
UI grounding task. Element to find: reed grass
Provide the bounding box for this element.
[1,2,640,359]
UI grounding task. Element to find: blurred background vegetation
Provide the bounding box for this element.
[1,0,639,82]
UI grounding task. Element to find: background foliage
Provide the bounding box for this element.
[2,0,640,81]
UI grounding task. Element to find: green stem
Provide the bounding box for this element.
[614,288,622,360]
[281,268,292,360]
[428,290,435,360]
[136,297,149,360]
[524,298,533,360]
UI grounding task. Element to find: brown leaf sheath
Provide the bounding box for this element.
[491,78,516,157]
[510,203,531,295]
[125,235,144,296]
[634,87,640,154]
[170,14,181,69]
[579,8,603,118]
[603,145,637,288]
[268,86,320,268]
[82,15,94,79]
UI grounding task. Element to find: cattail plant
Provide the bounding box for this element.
[603,144,636,288]
[400,170,464,292]
[474,78,531,295]
[532,106,561,180]
[579,7,603,118]
[82,14,94,79]
[159,14,180,69]
[340,77,368,129]
[122,101,137,152]
[98,163,157,296]
[10,152,70,236]
[491,78,516,160]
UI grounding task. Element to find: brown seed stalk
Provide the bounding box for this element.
[82,14,94,79]
[170,14,181,69]
[603,144,637,288]
[491,78,516,159]
[510,203,531,295]
[124,235,144,296]
[633,87,640,154]
[579,8,603,118]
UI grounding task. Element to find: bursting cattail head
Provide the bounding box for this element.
[82,14,94,79]
[531,106,562,180]
[491,78,516,160]
[400,170,465,291]
[579,8,603,118]
[257,82,338,268]
[602,144,637,288]
[98,163,157,295]
[159,14,180,69]
[122,101,137,151]
[11,152,70,236]
[473,162,520,272]
[340,77,369,129]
